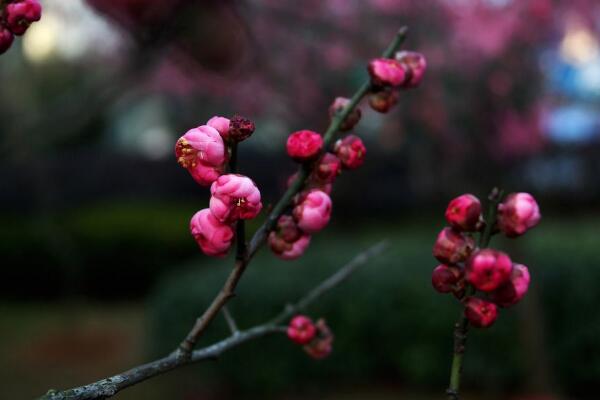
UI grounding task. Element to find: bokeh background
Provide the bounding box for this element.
[1,0,600,399]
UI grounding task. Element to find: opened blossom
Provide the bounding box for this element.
[175,125,226,186]
[287,315,317,345]
[210,174,262,223]
[464,297,498,328]
[368,58,406,87]
[293,190,332,234]
[432,227,475,265]
[286,130,323,162]
[207,116,230,140]
[5,0,42,35]
[466,249,512,292]
[445,194,482,232]
[334,135,366,170]
[189,209,234,257]
[395,51,427,88]
[497,192,541,237]
[490,264,531,307]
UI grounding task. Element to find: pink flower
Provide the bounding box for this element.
[5,0,42,36]
[329,97,361,132]
[207,116,230,140]
[368,58,406,87]
[466,249,513,292]
[210,174,262,223]
[303,318,334,359]
[287,315,317,345]
[490,264,531,307]
[334,135,366,170]
[175,125,226,186]
[268,215,311,260]
[432,264,464,294]
[189,209,234,257]
[445,194,482,232]
[497,193,541,237]
[293,190,332,234]
[286,130,323,162]
[368,88,399,113]
[395,51,427,88]
[432,227,475,265]
[0,27,14,54]
[464,297,498,328]
[228,115,255,142]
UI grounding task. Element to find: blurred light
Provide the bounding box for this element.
[139,127,173,160]
[560,21,599,66]
[545,105,599,144]
[22,14,60,63]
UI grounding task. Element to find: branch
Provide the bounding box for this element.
[177,27,408,354]
[38,240,388,400]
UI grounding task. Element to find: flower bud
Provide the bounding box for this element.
[368,58,407,87]
[303,318,333,359]
[269,233,311,260]
[313,153,342,185]
[209,174,262,223]
[293,190,332,234]
[466,249,512,292]
[175,125,226,186]
[329,97,361,132]
[445,194,482,232]
[207,116,230,140]
[286,130,323,163]
[432,264,464,294]
[432,227,475,265]
[395,51,427,88]
[0,27,14,54]
[228,115,255,142]
[368,88,399,113]
[190,209,234,257]
[287,315,317,345]
[490,264,531,307]
[334,135,366,170]
[5,0,42,36]
[497,193,541,237]
[464,297,498,328]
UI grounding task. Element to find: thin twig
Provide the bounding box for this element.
[177,27,408,354]
[222,306,240,335]
[38,240,388,400]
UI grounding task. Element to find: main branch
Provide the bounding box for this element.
[39,240,388,400]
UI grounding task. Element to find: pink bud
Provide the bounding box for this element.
[269,233,311,260]
[313,153,342,185]
[334,135,366,170]
[207,116,230,140]
[368,88,399,113]
[293,190,332,234]
[497,193,541,237]
[286,130,324,163]
[0,27,14,54]
[464,297,498,328]
[175,125,226,186]
[466,249,513,292]
[5,0,42,36]
[329,97,361,132]
[395,51,427,88]
[189,209,234,257]
[303,318,333,359]
[210,174,262,223]
[287,315,317,345]
[274,215,302,242]
[228,115,255,142]
[490,264,531,307]
[432,227,475,265]
[368,58,407,87]
[445,194,482,232]
[432,264,464,294]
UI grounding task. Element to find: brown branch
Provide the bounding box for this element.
[177,27,408,354]
[38,240,388,400]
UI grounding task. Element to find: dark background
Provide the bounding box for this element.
[1,0,599,399]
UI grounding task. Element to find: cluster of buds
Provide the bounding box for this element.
[432,192,541,328]
[176,115,262,257]
[0,0,41,55]
[367,50,426,113]
[269,99,368,260]
[287,315,334,359]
